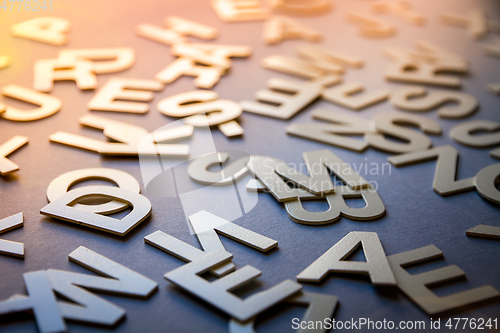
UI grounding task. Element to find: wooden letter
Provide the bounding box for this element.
[164,249,302,321]
[388,245,499,315]
[34,59,97,92]
[211,0,269,22]
[365,111,442,153]
[58,48,135,74]
[88,78,163,113]
[297,231,396,286]
[0,213,24,258]
[40,186,152,236]
[0,271,65,333]
[450,120,500,158]
[390,86,478,118]
[0,136,28,175]
[263,16,322,45]
[11,17,70,46]
[286,109,373,151]
[241,78,328,120]
[1,84,62,121]
[322,82,390,110]
[50,114,191,156]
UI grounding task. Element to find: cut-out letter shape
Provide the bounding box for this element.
[45,246,158,326]
[155,58,226,89]
[298,45,364,69]
[467,225,500,240]
[171,43,251,69]
[163,43,250,93]
[487,82,500,96]
[485,39,500,58]
[285,185,386,225]
[189,210,277,252]
[137,17,217,46]
[263,16,322,45]
[157,90,243,137]
[277,149,369,194]
[0,135,28,175]
[401,40,468,71]
[229,291,338,333]
[40,185,152,236]
[57,48,135,74]
[0,55,11,69]
[175,43,252,60]
[475,164,500,204]
[387,245,499,315]
[286,149,370,189]
[145,230,234,277]
[1,84,62,121]
[11,17,70,46]
[286,109,374,152]
[390,86,478,118]
[170,43,229,68]
[219,120,244,137]
[271,0,332,15]
[372,1,425,26]
[241,78,333,120]
[0,213,24,258]
[46,168,141,215]
[211,0,270,22]
[136,23,186,46]
[450,120,500,158]
[50,114,191,156]
[0,247,157,331]
[247,156,323,202]
[246,178,267,192]
[347,13,397,38]
[297,231,396,286]
[188,152,250,185]
[384,47,467,87]
[388,145,476,196]
[247,150,370,202]
[87,78,163,113]
[385,58,463,87]
[0,271,66,333]
[322,82,390,110]
[365,111,442,154]
[164,249,302,321]
[166,16,218,39]
[34,59,97,92]
[188,212,274,253]
[441,10,489,40]
[262,55,340,79]
[390,146,500,204]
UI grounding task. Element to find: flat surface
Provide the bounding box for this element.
[0,1,499,332]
